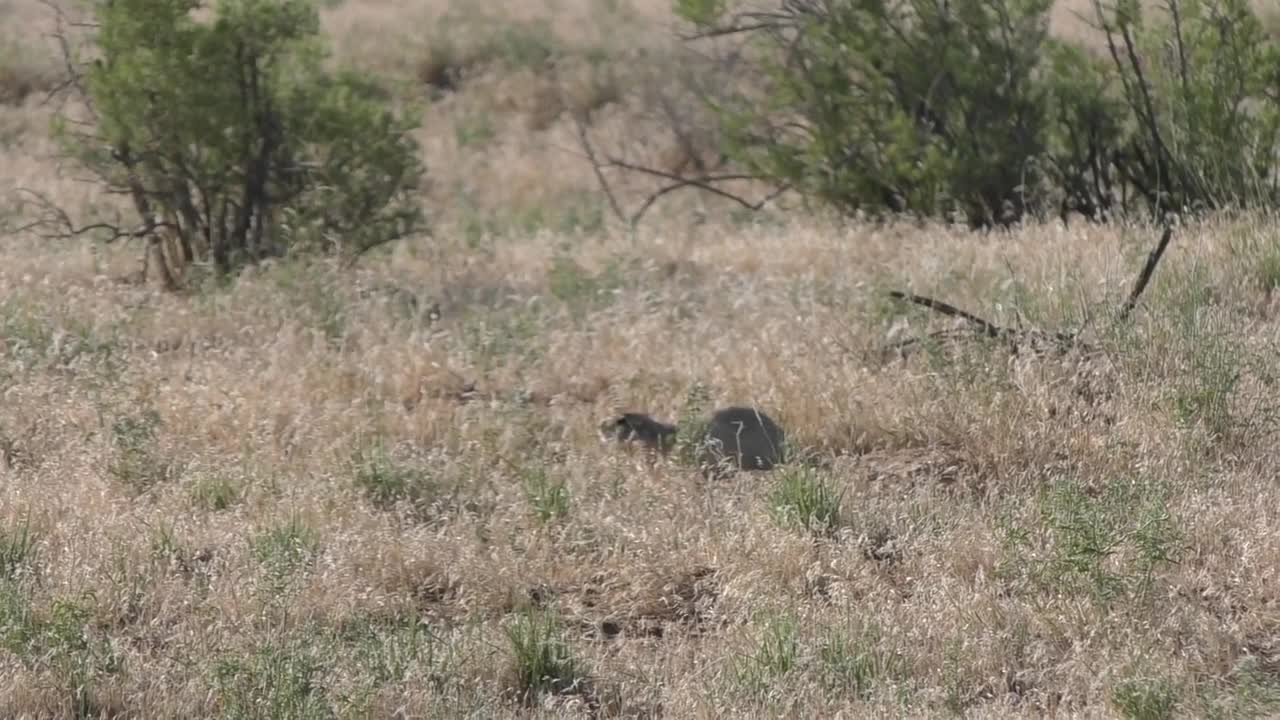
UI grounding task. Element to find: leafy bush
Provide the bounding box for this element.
[47,0,425,285]
[1089,0,1280,215]
[676,0,1280,226]
[685,0,1059,227]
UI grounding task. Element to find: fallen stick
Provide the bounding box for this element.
[882,224,1174,357]
[1118,224,1175,322]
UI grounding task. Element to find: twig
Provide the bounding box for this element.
[568,119,787,229]
[1117,224,1174,322]
[887,291,1009,339]
[883,224,1172,359]
[570,112,628,228]
[601,155,786,225]
[12,188,175,243]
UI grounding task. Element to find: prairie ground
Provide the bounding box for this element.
[4,1,1280,719]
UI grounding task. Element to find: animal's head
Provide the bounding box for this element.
[598,413,650,443]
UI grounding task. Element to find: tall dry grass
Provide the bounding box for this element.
[5,210,1280,717]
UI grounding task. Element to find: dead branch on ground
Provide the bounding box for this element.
[1118,224,1174,322]
[883,224,1175,358]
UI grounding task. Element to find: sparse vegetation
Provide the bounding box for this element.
[189,474,242,512]
[733,612,800,696]
[212,631,335,720]
[250,516,322,580]
[768,467,844,535]
[1112,673,1179,720]
[675,0,1280,226]
[504,609,589,704]
[522,466,571,525]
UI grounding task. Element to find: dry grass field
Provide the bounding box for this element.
[4,0,1280,718]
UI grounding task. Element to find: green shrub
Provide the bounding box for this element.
[677,0,1280,226]
[48,0,425,283]
[691,0,1058,227]
[1090,0,1280,215]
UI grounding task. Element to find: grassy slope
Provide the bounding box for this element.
[3,0,1280,718]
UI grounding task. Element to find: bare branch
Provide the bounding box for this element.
[37,0,97,117]
[12,188,175,243]
[1117,224,1175,322]
[567,116,787,229]
[887,291,1010,339]
[570,112,629,228]
[600,155,785,222]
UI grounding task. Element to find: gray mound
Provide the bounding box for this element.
[699,406,786,472]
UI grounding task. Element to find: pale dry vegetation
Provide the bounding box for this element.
[3,0,1280,719]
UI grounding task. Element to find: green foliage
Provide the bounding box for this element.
[734,612,799,695]
[818,624,906,701]
[108,407,177,493]
[674,380,714,466]
[57,0,425,278]
[0,301,120,374]
[1201,656,1280,718]
[674,0,726,25]
[0,581,36,654]
[213,631,335,720]
[547,250,624,318]
[1095,0,1280,213]
[0,516,37,583]
[768,467,844,535]
[0,592,122,716]
[250,516,321,578]
[1136,262,1271,443]
[1112,673,1179,720]
[149,520,192,569]
[707,0,1057,227]
[190,475,242,511]
[454,113,495,148]
[523,466,571,525]
[351,443,453,522]
[347,616,435,687]
[1041,41,1129,220]
[505,609,588,703]
[689,0,1280,225]
[998,476,1183,607]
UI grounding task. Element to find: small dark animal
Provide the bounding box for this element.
[599,405,786,475]
[598,412,678,452]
